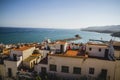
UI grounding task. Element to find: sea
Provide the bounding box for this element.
[0,27,120,44]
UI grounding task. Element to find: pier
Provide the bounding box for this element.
[56,35,81,42]
[89,39,108,43]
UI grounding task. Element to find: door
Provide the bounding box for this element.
[60,45,64,53]
[101,69,107,80]
[13,54,17,61]
[8,68,12,77]
[104,49,109,59]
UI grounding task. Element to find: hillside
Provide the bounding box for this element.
[111,32,120,37]
[81,25,120,33]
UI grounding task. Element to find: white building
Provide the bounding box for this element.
[0,64,5,80]
[0,45,36,79]
[55,41,68,53]
[10,46,35,60]
[44,41,68,53]
[69,43,80,50]
[23,53,41,69]
[39,50,50,59]
[113,41,120,59]
[35,50,120,80]
[4,56,22,78]
[86,42,109,58]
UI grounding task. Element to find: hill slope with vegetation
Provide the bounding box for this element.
[81,25,120,37]
[81,25,120,33]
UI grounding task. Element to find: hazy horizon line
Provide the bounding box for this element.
[0,24,120,29]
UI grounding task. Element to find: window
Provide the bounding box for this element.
[99,48,101,52]
[89,48,92,51]
[61,66,69,73]
[13,54,17,61]
[73,67,81,74]
[49,64,56,71]
[89,68,94,74]
[41,67,46,73]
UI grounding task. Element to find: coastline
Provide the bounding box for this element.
[0,27,119,44]
[81,30,120,37]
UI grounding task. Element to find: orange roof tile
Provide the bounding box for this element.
[65,50,78,56]
[13,46,33,51]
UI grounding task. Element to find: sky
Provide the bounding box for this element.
[0,0,120,29]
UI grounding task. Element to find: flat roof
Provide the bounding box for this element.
[31,53,41,57]
[24,56,36,62]
[86,43,108,48]
[48,43,55,46]
[3,49,10,55]
[24,53,41,62]
[56,41,67,45]
[113,42,120,46]
[48,53,115,61]
[49,54,84,58]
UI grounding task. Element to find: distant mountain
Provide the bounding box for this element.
[81,25,120,33]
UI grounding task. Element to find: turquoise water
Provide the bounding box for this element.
[0,27,120,44]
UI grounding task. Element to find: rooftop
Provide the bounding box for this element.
[13,46,34,51]
[49,50,85,57]
[24,53,40,62]
[56,41,67,45]
[113,41,120,46]
[86,42,108,48]
[48,53,85,59]
[3,49,10,55]
[24,56,36,62]
[31,53,41,57]
[48,49,116,61]
[64,50,78,56]
[48,53,115,61]
[48,43,55,46]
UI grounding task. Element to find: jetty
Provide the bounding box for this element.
[89,39,108,43]
[56,34,81,42]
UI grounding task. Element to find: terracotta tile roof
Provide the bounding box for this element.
[65,50,78,56]
[13,46,33,51]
